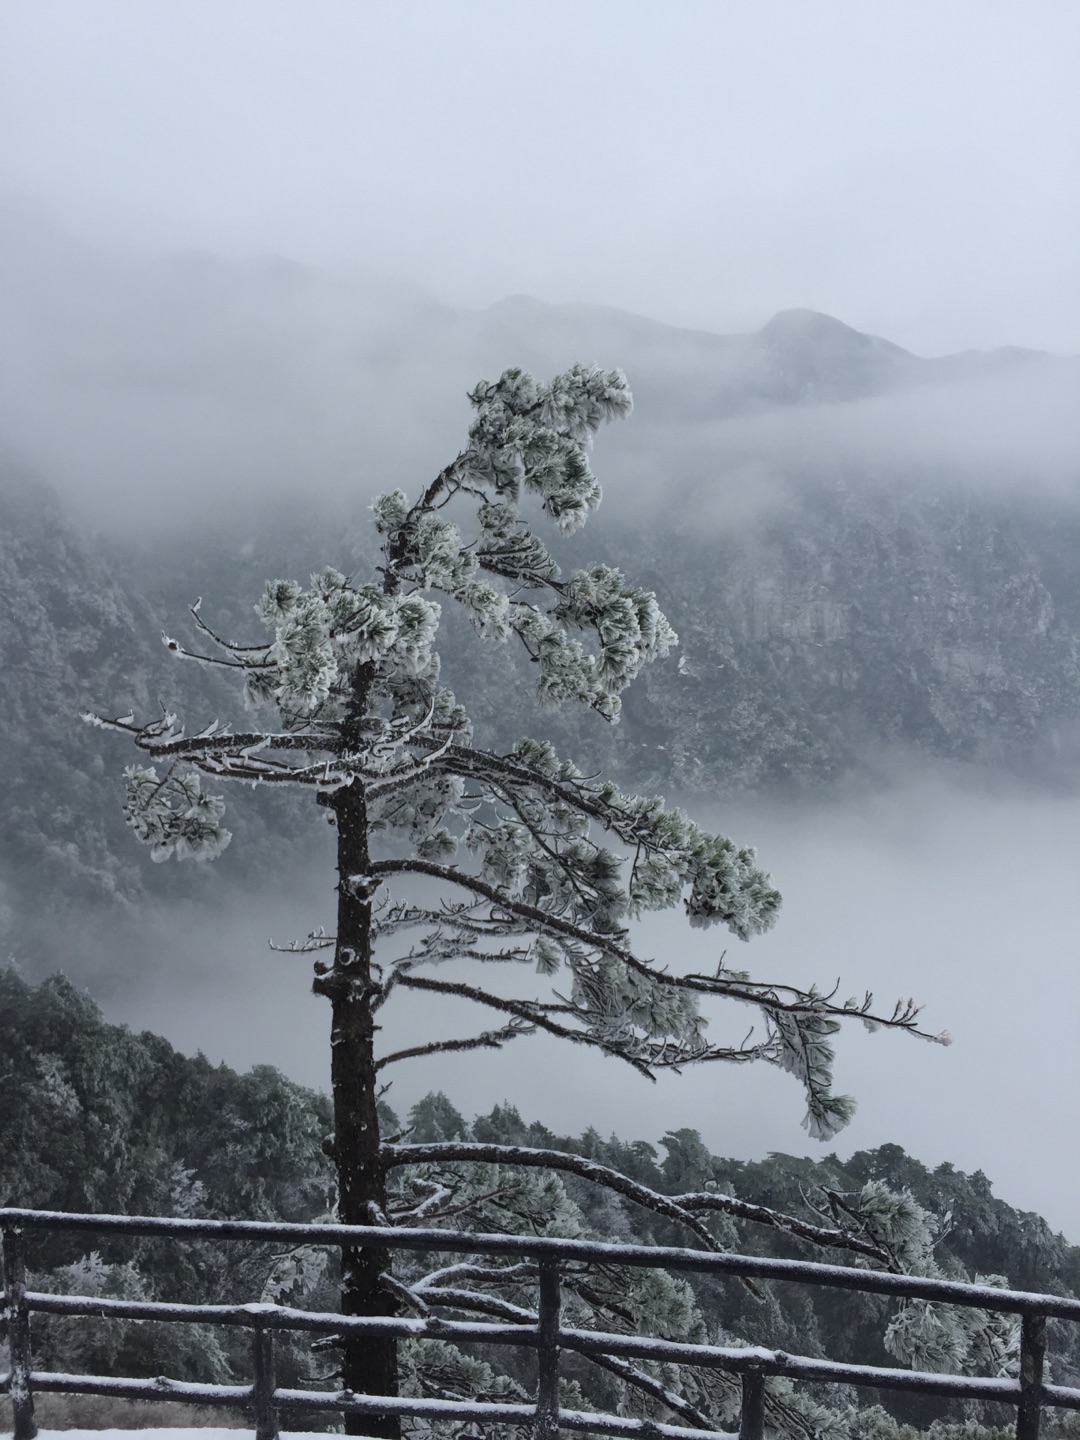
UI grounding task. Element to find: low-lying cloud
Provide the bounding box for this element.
[3,210,1076,544]
[23,763,1080,1242]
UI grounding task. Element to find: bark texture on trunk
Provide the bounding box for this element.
[315,761,399,1439]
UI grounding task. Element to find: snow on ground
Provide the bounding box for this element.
[6,1433,330,1439]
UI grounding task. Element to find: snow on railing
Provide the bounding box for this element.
[2,1208,1079,1440]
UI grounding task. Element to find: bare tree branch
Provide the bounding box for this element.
[376,1019,534,1071]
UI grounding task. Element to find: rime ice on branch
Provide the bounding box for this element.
[88,364,949,1434]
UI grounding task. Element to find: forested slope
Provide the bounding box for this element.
[3,967,1078,1433]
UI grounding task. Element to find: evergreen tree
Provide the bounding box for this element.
[89,365,947,1435]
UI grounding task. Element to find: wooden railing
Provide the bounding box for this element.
[3,1207,1080,1440]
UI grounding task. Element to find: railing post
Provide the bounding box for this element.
[533,1257,561,1440]
[2,1225,38,1440]
[739,1370,765,1440]
[251,1318,279,1440]
[1016,1312,1045,1440]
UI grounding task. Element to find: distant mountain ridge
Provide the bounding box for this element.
[480,295,1067,420]
[3,202,1072,529]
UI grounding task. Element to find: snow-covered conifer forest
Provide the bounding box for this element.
[5,966,1080,1438]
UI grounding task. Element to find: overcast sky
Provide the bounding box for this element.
[2,0,1078,354]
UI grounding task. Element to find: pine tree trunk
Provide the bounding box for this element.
[316,771,399,1439]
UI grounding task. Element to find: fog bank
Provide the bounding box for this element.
[31,765,1080,1242]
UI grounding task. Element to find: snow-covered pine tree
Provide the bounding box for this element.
[88,365,947,1436]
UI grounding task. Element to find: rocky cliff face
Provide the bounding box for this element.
[0,455,164,914]
[0,455,318,923]
[607,476,1080,794]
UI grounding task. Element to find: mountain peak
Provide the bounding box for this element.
[759,308,910,356]
[760,307,859,338]
[751,308,914,401]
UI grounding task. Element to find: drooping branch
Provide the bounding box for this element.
[160,634,252,669]
[395,943,536,969]
[409,1276,731,1434]
[670,1190,896,1268]
[379,1271,431,1316]
[382,1141,894,1267]
[369,855,630,944]
[391,973,659,1079]
[435,741,669,849]
[388,1178,457,1223]
[376,1018,535,1071]
[384,1139,718,1250]
[188,597,276,656]
[413,1261,536,1292]
[370,858,943,1042]
[574,1347,720,1434]
[418,1287,537,1324]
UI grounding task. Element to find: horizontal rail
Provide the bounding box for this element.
[0,1372,739,1440]
[4,1346,1079,1412]
[4,1206,1079,1320]
[18,1289,541,1341]
[10,1291,1080,1410]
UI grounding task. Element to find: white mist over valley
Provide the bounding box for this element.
[39,768,1080,1240]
